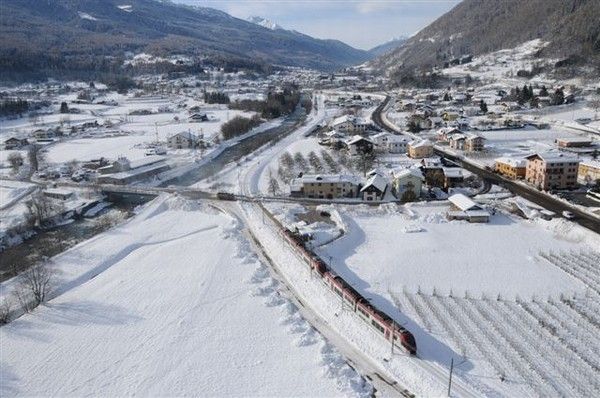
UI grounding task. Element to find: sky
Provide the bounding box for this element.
[175,0,461,50]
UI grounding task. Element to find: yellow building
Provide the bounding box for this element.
[494,157,527,179]
[578,161,600,185]
[407,139,434,159]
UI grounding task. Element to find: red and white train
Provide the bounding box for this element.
[276,216,417,356]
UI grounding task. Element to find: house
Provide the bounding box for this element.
[407,139,434,159]
[578,160,600,185]
[525,153,580,190]
[391,168,423,201]
[429,116,444,128]
[319,130,345,146]
[465,133,485,152]
[189,113,209,122]
[4,137,29,149]
[447,193,490,223]
[387,135,411,154]
[448,133,467,150]
[555,137,593,148]
[290,174,360,199]
[43,188,73,200]
[442,168,464,188]
[436,127,463,142]
[33,129,55,140]
[371,132,392,147]
[345,135,374,155]
[98,157,132,175]
[360,174,388,201]
[442,111,460,122]
[168,131,200,149]
[331,115,369,133]
[495,157,527,179]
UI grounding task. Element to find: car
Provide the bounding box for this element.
[562,210,576,220]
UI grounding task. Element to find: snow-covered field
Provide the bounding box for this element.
[317,202,594,299]
[300,202,600,396]
[0,195,370,396]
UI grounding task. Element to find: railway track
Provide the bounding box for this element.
[371,95,600,234]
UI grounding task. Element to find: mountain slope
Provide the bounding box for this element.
[0,0,371,79]
[373,0,600,75]
[368,37,407,57]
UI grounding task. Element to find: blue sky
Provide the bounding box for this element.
[175,0,460,50]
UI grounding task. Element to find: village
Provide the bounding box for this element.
[1,45,600,398]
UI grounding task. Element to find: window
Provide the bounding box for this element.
[371,320,385,333]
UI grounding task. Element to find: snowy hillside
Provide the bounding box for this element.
[0,196,371,397]
[247,16,283,31]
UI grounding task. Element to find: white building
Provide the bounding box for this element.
[391,168,423,201]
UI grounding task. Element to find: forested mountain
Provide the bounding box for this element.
[0,0,371,81]
[373,0,600,78]
[368,37,408,57]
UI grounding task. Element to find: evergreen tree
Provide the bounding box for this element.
[479,99,488,114]
[60,101,69,113]
[551,88,565,106]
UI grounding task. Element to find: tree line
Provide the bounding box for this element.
[229,85,301,119]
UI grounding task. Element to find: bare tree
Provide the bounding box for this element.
[267,170,280,196]
[293,152,309,172]
[308,151,323,173]
[27,144,46,173]
[25,191,62,228]
[66,159,79,174]
[321,150,340,173]
[354,151,376,176]
[8,152,24,174]
[590,97,600,118]
[19,261,54,307]
[0,298,12,324]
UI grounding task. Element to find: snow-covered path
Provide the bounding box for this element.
[1,196,368,397]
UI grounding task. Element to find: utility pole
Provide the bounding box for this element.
[448,357,454,397]
[391,323,395,356]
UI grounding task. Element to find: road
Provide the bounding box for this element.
[372,95,600,234]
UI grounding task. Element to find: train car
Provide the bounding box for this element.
[216,192,236,201]
[398,330,417,355]
[276,215,418,356]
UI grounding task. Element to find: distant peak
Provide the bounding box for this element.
[247,16,283,31]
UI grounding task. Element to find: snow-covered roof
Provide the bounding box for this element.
[297,174,361,185]
[448,193,480,211]
[442,168,464,178]
[555,137,592,144]
[129,155,165,169]
[331,115,355,126]
[409,139,432,148]
[495,157,527,168]
[172,131,199,140]
[393,168,423,180]
[360,174,388,193]
[525,153,580,164]
[581,160,600,169]
[347,135,373,145]
[388,135,411,143]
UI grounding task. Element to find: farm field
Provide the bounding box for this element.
[310,202,600,396]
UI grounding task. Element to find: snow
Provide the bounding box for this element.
[0,180,36,210]
[0,195,369,396]
[317,202,593,299]
[247,16,283,30]
[77,12,97,21]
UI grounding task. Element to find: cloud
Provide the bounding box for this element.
[355,1,399,14]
